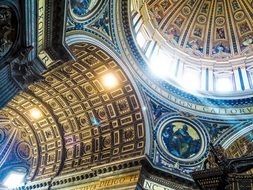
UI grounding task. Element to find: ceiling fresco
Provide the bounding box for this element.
[0,43,145,185]
[118,0,253,115]
[66,0,120,52]
[68,0,102,20]
[148,0,253,60]
[160,121,202,160]
[2,0,253,188]
[145,95,253,179]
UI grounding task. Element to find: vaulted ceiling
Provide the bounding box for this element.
[1,0,253,189]
[0,43,145,183]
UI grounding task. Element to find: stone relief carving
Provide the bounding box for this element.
[0,5,17,60]
[11,46,44,87]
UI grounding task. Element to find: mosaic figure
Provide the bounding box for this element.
[212,42,230,54]
[216,28,225,39]
[239,22,250,34]
[165,28,180,43]
[201,3,208,14]
[193,27,202,38]
[70,0,91,16]
[91,10,110,36]
[231,0,240,11]
[162,122,201,159]
[150,5,163,24]
[216,4,223,15]
[160,0,170,11]
[70,0,98,17]
[242,35,253,48]
[187,39,204,54]
[174,16,184,28]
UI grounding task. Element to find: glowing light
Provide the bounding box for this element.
[102,73,118,89]
[3,172,25,188]
[149,51,171,78]
[90,117,100,127]
[182,71,200,91]
[216,77,233,92]
[30,108,42,119]
[136,32,146,48]
[142,106,147,111]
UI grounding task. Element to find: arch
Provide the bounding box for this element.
[1,42,149,185]
[66,33,152,155]
[217,122,253,149]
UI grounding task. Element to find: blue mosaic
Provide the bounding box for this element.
[161,121,202,159]
[70,0,98,17]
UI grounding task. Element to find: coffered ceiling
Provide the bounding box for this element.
[0,43,145,183]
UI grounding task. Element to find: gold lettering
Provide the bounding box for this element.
[164,95,253,116]
[239,108,246,114]
[69,174,136,190]
[129,174,139,182]
[37,0,45,52]
[38,51,53,66]
[230,109,238,114]
[178,100,185,106]
[37,0,53,67]
[203,106,209,112]
[246,107,253,113]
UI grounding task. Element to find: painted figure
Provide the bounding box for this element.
[216,28,225,39]
[162,122,201,159]
[70,0,91,16]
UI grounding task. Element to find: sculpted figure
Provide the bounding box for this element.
[0,6,14,58]
[11,46,44,85]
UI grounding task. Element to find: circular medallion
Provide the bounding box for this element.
[84,142,92,153]
[102,136,111,148]
[79,115,88,126]
[65,93,75,102]
[62,122,71,133]
[45,76,54,82]
[49,100,58,109]
[182,6,191,16]
[157,116,207,163]
[215,17,225,25]
[17,142,31,160]
[63,65,74,73]
[84,84,95,94]
[234,11,245,21]
[161,121,201,159]
[197,15,207,24]
[97,108,107,120]
[0,5,18,61]
[69,0,102,21]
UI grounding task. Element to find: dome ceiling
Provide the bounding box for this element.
[148,0,253,61]
[127,0,253,94]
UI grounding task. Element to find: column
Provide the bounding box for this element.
[201,67,207,91]
[145,41,156,59]
[233,67,241,91]
[239,67,250,90]
[208,67,214,91]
